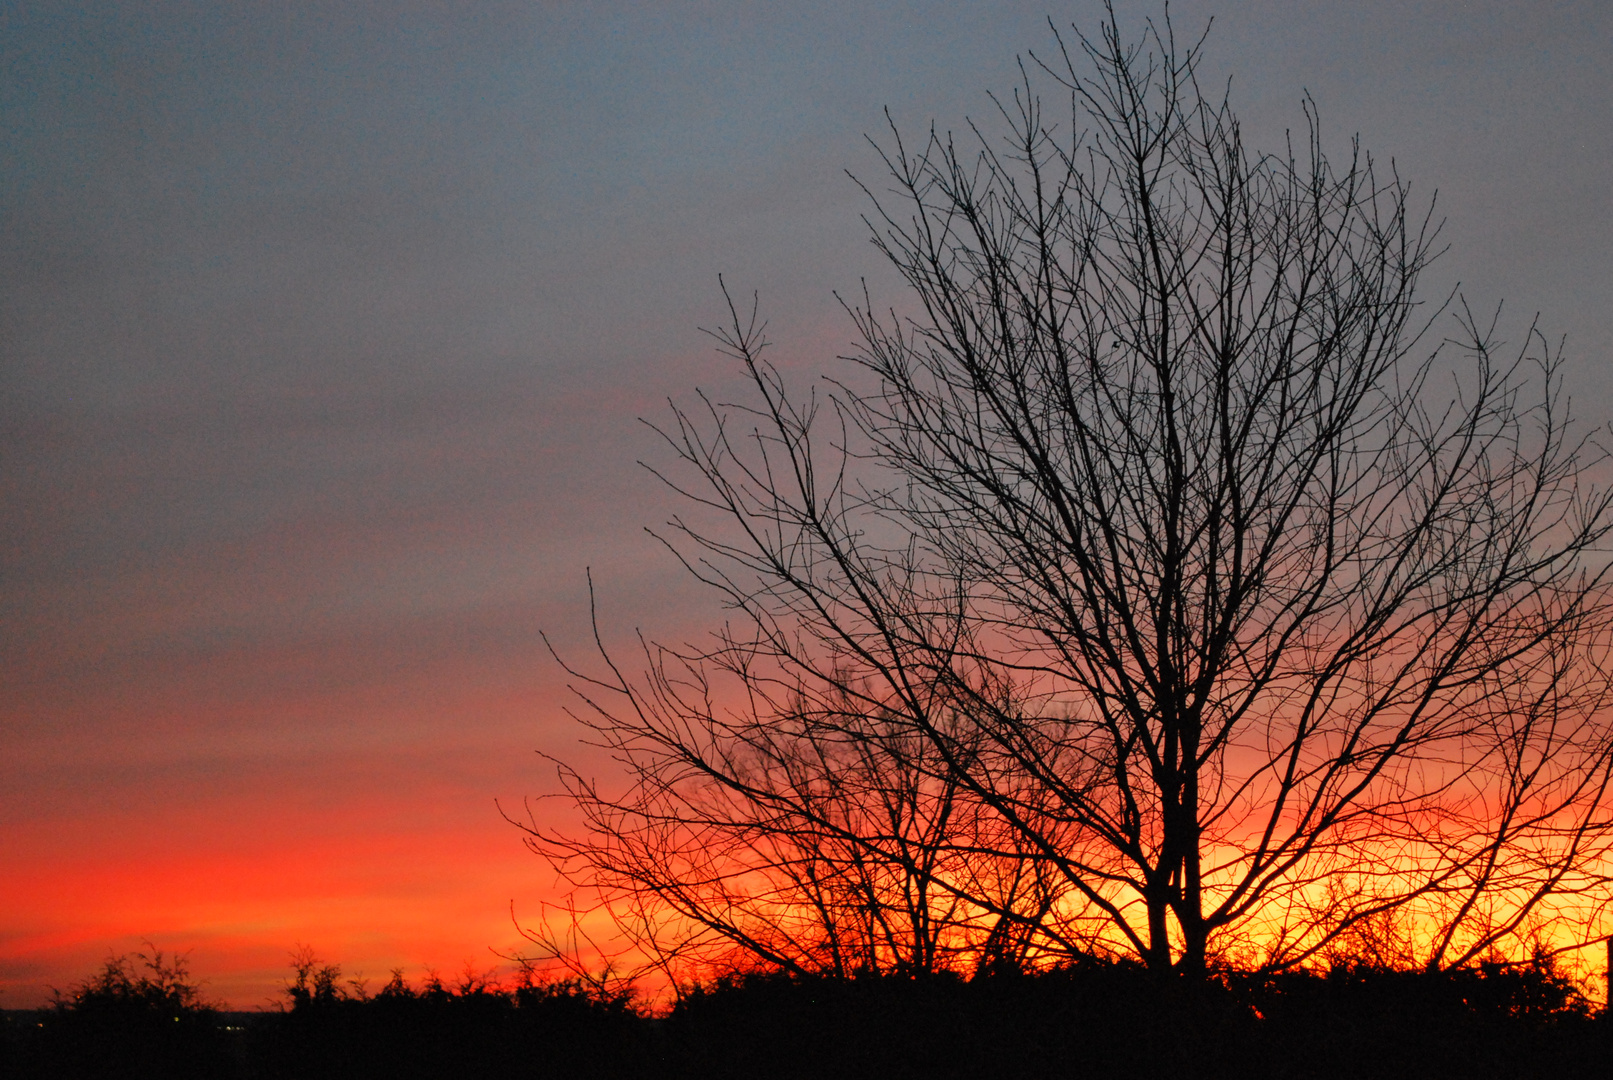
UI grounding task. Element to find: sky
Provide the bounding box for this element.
[3,0,1611,1009]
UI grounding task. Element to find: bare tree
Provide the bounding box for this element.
[525,608,1066,984]
[526,6,1613,982]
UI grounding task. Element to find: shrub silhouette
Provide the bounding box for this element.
[6,946,1606,1079]
[253,951,648,1080]
[20,947,230,1080]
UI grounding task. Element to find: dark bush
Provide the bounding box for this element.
[6,949,1606,1079]
[660,963,1261,1079]
[654,956,1605,1080]
[12,948,231,1080]
[1234,956,1602,1080]
[248,953,649,1080]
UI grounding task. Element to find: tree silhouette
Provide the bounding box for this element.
[526,5,1613,983]
[29,947,228,1080]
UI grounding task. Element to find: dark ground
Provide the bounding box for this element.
[3,960,1608,1080]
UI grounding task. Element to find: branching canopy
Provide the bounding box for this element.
[522,6,1613,982]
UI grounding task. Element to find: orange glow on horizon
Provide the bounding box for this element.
[0,814,558,1009]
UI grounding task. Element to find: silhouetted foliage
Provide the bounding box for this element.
[651,954,1607,1080]
[250,950,648,1080]
[3,946,1608,1079]
[1231,955,1602,1080]
[5,947,231,1080]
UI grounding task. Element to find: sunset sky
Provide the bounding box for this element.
[4,0,1611,1009]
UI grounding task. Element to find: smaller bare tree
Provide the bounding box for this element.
[521,593,1074,983]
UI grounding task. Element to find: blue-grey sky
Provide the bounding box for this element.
[3,0,1610,1006]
